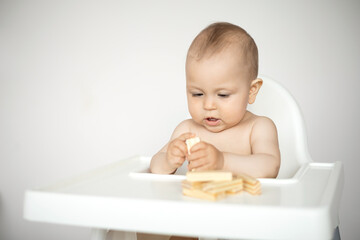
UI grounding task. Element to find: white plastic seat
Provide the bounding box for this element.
[247,75,313,178]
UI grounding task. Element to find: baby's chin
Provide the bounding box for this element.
[204,126,225,133]
[199,121,228,133]
[191,118,231,133]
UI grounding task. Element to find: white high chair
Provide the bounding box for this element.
[248,75,313,178]
[250,76,342,239]
[24,76,343,240]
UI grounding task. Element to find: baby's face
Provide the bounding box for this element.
[186,49,251,133]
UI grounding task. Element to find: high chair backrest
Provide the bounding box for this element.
[247,76,313,178]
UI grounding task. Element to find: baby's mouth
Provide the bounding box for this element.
[206,117,218,121]
[204,117,220,126]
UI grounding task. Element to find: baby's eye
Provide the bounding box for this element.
[218,93,230,98]
[192,93,203,97]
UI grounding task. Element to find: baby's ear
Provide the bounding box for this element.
[248,78,263,104]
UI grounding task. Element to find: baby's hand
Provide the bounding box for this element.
[187,141,224,171]
[166,132,195,172]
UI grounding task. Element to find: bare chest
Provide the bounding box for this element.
[190,125,253,155]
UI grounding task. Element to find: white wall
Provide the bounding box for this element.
[1,0,359,239]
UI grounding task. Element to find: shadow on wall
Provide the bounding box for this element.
[0,193,3,235]
[0,192,2,214]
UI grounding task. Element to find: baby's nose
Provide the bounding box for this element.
[203,97,216,110]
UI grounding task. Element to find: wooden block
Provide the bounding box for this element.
[226,186,243,195]
[244,188,262,195]
[201,178,243,191]
[207,182,243,194]
[243,182,261,190]
[236,173,261,195]
[181,180,203,190]
[185,137,200,154]
[236,172,258,185]
[182,188,226,201]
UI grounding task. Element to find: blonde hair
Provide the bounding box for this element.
[187,22,258,80]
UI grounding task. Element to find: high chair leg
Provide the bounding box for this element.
[91,228,108,240]
[105,230,137,240]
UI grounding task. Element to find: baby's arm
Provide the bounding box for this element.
[187,117,280,178]
[223,117,280,178]
[150,121,194,174]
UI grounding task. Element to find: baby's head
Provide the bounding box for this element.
[186,22,262,132]
[186,22,258,82]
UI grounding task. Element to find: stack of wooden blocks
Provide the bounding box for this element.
[182,171,261,201]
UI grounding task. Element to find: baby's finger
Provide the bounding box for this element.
[177,132,196,141]
[173,140,188,155]
[188,141,206,153]
[173,157,185,166]
[191,164,212,172]
[171,146,185,157]
[188,158,206,171]
[187,150,206,161]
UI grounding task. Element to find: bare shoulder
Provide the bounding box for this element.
[243,112,277,131]
[252,116,277,130]
[170,119,194,139]
[250,115,279,142]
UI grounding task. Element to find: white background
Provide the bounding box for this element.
[1,0,359,239]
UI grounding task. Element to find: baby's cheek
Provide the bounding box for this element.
[189,109,202,123]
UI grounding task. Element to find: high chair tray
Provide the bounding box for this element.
[24,156,343,240]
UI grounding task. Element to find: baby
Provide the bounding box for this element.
[150,22,280,178]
